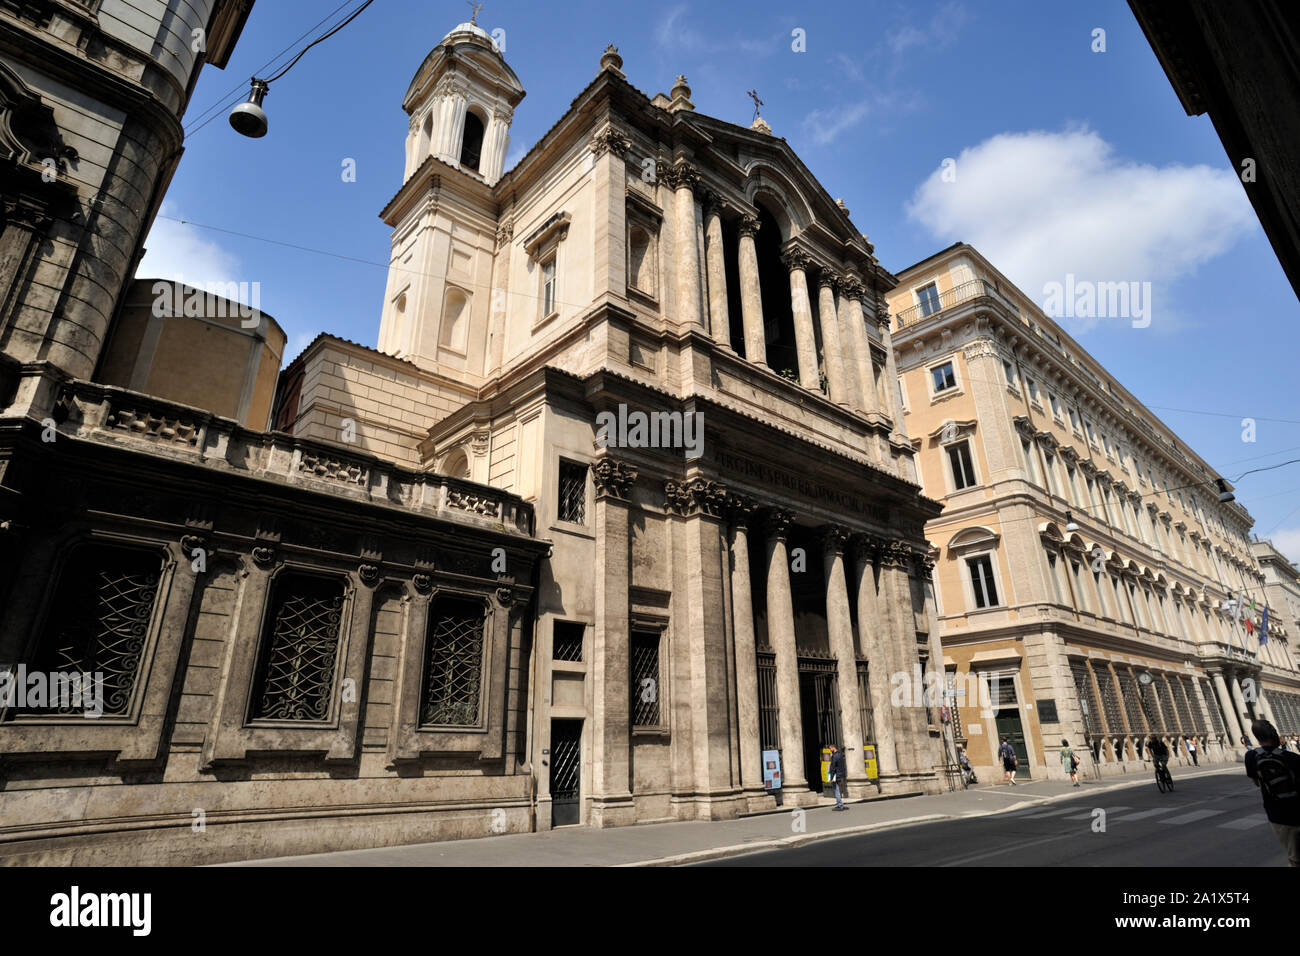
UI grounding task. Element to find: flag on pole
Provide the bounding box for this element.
[1261,605,1269,645]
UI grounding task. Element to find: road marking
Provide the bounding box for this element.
[1064,807,1130,820]
[1218,816,1269,830]
[1160,809,1227,825]
[1015,807,1081,819]
[1112,806,1180,821]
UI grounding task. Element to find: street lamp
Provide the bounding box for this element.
[229,0,376,138]
[1065,511,1080,532]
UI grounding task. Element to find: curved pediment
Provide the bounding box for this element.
[948,525,1000,553]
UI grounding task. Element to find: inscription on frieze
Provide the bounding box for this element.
[718,450,890,522]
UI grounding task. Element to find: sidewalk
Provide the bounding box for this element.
[225,764,1239,867]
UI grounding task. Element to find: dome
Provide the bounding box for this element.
[444,21,491,42]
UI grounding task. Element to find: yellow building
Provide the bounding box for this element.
[887,243,1300,780]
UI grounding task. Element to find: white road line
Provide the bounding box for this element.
[1218,816,1269,830]
[1113,806,1180,821]
[1016,807,1082,819]
[1160,809,1228,825]
[1064,807,1131,820]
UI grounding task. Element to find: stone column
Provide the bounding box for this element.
[843,278,879,416]
[737,215,766,366]
[667,476,742,814]
[764,508,810,797]
[875,295,907,433]
[661,160,703,331]
[589,456,639,827]
[590,127,630,304]
[821,526,869,794]
[851,535,901,786]
[880,540,931,778]
[816,273,849,404]
[727,496,765,798]
[703,195,731,349]
[1229,674,1253,738]
[1215,671,1245,744]
[835,278,864,412]
[781,245,820,389]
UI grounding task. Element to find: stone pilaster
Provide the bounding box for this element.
[842,278,878,416]
[737,216,766,365]
[820,525,869,794]
[1228,674,1251,743]
[589,455,638,826]
[879,539,931,779]
[781,245,820,389]
[875,296,907,435]
[834,278,864,412]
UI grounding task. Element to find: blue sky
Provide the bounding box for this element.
[143,0,1300,560]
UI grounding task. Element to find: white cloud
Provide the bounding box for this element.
[1271,527,1300,567]
[904,128,1256,329]
[136,204,243,287]
[802,100,871,146]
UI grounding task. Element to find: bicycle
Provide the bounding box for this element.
[1153,758,1174,793]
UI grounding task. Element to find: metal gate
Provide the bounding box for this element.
[799,651,841,791]
[549,719,582,827]
[757,649,779,751]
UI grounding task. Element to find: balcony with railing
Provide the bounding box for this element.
[894,279,1015,331]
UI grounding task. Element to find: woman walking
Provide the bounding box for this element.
[1060,739,1080,787]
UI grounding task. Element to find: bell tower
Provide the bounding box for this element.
[377,18,524,372]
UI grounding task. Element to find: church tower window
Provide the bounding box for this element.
[460,110,485,172]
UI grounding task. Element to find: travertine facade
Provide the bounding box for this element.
[889,242,1300,781]
[280,24,950,827]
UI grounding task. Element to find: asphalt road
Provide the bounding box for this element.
[700,769,1287,866]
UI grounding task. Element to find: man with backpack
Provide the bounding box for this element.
[1245,719,1300,867]
[998,737,1018,785]
[828,744,848,811]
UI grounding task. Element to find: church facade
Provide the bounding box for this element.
[280,21,951,830]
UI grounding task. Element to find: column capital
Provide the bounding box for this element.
[664,476,727,518]
[762,508,795,541]
[592,456,638,501]
[817,269,844,291]
[737,214,761,238]
[850,533,880,563]
[780,243,814,272]
[879,538,915,569]
[700,187,724,215]
[657,159,700,191]
[818,525,850,555]
[726,493,758,525]
[840,276,866,301]
[875,298,892,331]
[590,126,631,157]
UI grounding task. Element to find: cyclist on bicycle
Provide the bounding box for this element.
[1148,735,1170,771]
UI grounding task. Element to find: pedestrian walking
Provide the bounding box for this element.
[1241,733,1252,749]
[998,737,1018,785]
[1186,737,1199,766]
[1060,739,1080,787]
[828,743,848,810]
[1244,719,1300,867]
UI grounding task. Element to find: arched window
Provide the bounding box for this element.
[460,110,485,172]
[442,449,470,479]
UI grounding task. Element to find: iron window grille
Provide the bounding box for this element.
[250,573,346,722]
[10,542,163,718]
[757,649,779,751]
[1155,677,1181,736]
[420,597,487,727]
[1093,666,1125,736]
[1069,660,1103,735]
[552,620,584,662]
[631,631,661,727]
[558,459,587,524]
[1117,668,1149,736]
[858,661,875,746]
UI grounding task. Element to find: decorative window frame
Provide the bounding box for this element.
[626,190,663,307]
[926,358,961,401]
[948,528,1005,612]
[629,613,670,736]
[387,582,514,763]
[0,530,191,763]
[203,560,374,768]
[524,211,570,331]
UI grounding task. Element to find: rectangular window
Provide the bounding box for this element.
[631,631,661,726]
[1068,407,1081,432]
[558,459,587,523]
[553,620,584,662]
[1043,451,1057,494]
[967,554,1000,609]
[1065,464,1079,505]
[1086,421,1097,446]
[420,597,487,727]
[1026,377,1039,404]
[1049,393,1062,419]
[917,282,941,316]
[1071,561,1089,612]
[251,572,347,722]
[947,440,977,490]
[930,361,956,393]
[541,256,557,317]
[1021,439,1037,483]
[1002,359,1016,386]
[1045,550,1064,604]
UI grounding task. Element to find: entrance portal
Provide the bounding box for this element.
[798,652,842,792]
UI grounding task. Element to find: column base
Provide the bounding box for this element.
[844,779,877,799]
[744,788,779,813]
[774,786,821,807]
[588,794,638,829]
